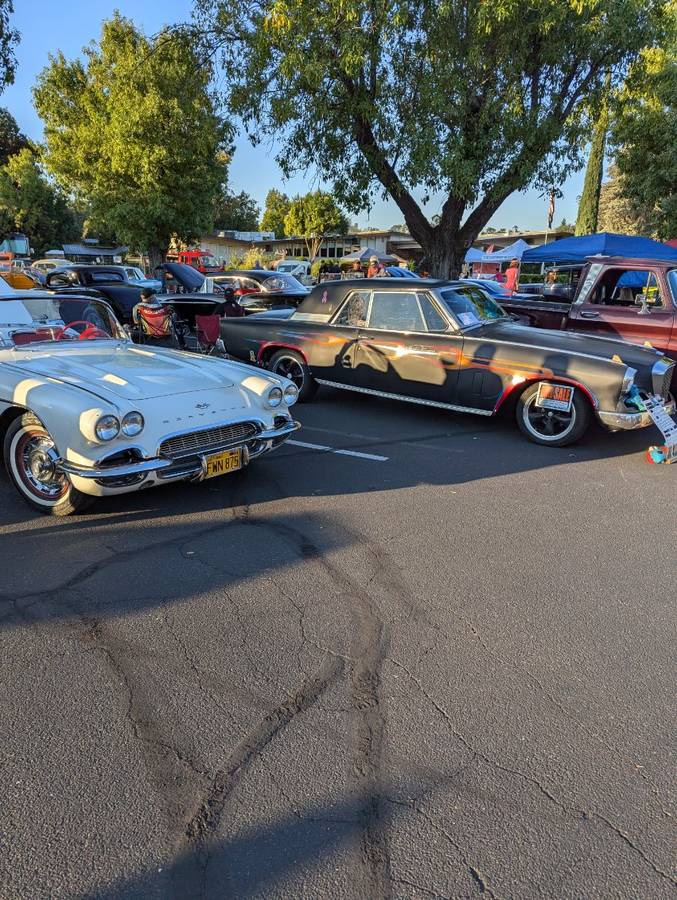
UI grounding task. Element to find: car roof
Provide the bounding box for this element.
[52,264,125,273]
[294,277,465,320]
[217,270,279,278]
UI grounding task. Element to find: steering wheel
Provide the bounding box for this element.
[55,320,109,341]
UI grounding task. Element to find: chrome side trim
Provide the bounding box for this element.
[315,379,494,415]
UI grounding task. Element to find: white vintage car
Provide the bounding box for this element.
[0,292,300,515]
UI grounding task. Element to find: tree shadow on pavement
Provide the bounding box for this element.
[85,790,400,899]
[0,507,352,631]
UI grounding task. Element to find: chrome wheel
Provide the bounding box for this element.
[12,428,67,503]
[272,355,305,390]
[522,394,577,442]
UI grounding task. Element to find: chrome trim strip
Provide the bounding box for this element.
[315,379,493,415]
[58,457,173,479]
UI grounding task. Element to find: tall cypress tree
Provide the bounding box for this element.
[575,80,611,235]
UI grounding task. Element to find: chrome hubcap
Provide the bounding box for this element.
[273,357,304,389]
[19,435,66,499]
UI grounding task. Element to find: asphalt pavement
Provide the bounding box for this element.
[1,387,675,899]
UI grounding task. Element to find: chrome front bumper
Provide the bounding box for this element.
[57,419,301,481]
[597,398,676,431]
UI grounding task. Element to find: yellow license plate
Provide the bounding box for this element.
[205,447,242,478]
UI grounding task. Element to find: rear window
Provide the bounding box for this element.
[90,272,124,283]
[261,274,305,292]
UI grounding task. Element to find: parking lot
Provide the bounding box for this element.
[1,388,675,899]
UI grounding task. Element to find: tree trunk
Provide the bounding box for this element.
[419,232,467,279]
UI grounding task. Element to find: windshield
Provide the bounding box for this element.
[260,274,305,292]
[439,286,507,328]
[1,297,125,348]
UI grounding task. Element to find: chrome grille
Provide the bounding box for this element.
[652,361,674,399]
[159,422,259,460]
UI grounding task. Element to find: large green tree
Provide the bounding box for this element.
[195,0,668,276]
[610,11,676,240]
[260,188,291,237]
[283,191,349,260]
[33,14,229,267]
[0,107,27,165]
[213,186,260,232]
[0,148,79,256]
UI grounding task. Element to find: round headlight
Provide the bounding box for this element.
[95,414,120,442]
[267,386,283,408]
[121,411,144,437]
[283,383,299,406]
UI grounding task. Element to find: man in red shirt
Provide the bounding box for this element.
[504,258,520,293]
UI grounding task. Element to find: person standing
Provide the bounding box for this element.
[504,258,520,293]
[367,255,387,277]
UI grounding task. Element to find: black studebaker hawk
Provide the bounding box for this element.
[220,278,675,447]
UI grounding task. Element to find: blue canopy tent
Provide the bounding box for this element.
[521,232,677,264]
[464,247,484,262]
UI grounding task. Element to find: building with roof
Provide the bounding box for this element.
[227,225,576,265]
[62,240,129,264]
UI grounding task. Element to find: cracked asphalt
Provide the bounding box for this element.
[1,387,675,899]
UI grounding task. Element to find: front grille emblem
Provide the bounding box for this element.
[196,403,210,410]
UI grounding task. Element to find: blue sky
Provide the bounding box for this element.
[3,0,587,232]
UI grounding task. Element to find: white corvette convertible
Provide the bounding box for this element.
[0,292,300,515]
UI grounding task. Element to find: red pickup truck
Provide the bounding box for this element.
[502,257,677,385]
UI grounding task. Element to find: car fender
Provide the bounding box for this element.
[493,374,598,413]
[257,342,309,367]
[0,361,123,463]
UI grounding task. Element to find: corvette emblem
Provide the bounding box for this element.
[196,402,210,409]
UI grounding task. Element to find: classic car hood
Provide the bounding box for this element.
[476,321,663,370]
[9,342,238,401]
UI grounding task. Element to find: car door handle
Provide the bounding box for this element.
[579,310,600,319]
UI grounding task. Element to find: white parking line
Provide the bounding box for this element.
[287,439,331,451]
[333,448,389,461]
[287,439,388,462]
